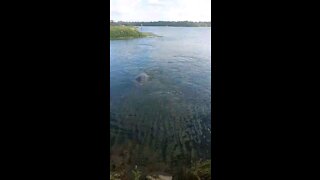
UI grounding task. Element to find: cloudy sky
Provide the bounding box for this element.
[110,0,211,21]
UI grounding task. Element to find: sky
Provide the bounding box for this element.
[110,0,211,22]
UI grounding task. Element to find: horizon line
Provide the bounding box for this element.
[110,20,211,22]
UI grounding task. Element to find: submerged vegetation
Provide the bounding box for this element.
[110,160,211,180]
[188,160,211,180]
[132,166,142,180]
[110,25,155,40]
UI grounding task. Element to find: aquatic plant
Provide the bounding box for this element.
[132,165,142,180]
[110,25,154,40]
[110,171,121,180]
[188,159,211,180]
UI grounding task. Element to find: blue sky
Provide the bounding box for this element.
[110,0,211,21]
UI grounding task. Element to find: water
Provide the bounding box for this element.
[110,27,211,178]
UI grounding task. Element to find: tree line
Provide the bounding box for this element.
[110,21,211,27]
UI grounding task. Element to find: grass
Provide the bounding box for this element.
[110,25,154,40]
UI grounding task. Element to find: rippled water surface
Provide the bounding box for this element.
[110,27,211,178]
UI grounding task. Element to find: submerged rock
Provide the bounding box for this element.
[135,72,150,84]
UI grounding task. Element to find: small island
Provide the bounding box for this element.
[110,25,154,40]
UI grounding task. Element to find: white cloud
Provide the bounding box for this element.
[147,0,162,5]
[110,0,211,21]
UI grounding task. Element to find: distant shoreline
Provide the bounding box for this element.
[110,21,211,27]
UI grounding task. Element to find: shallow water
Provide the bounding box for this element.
[110,27,211,177]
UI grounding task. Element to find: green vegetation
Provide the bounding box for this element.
[110,160,211,180]
[188,160,211,180]
[132,166,142,180]
[110,25,154,40]
[110,172,121,180]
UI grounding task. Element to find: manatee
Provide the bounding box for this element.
[135,72,150,84]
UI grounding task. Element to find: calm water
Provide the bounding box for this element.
[110,27,211,178]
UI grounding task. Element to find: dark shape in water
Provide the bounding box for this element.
[135,72,150,84]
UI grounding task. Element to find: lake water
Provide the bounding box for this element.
[110,27,211,178]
